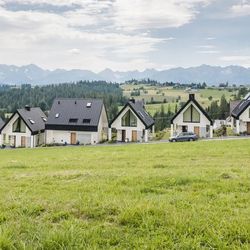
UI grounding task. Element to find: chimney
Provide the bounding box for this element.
[189,94,195,100]
[25,105,31,111]
[130,98,135,104]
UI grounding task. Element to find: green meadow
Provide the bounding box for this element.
[0,140,249,249]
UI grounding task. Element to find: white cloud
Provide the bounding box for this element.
[0,0,215,70]
[220,56,250,67]
[197,50,220,54]
[231,2,250,17]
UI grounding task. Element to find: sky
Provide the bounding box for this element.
[0,0,250,72]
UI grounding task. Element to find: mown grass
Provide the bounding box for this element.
[0,140,249,249]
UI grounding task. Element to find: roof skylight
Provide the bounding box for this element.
[29,119,35,124]
[55,113,60,118]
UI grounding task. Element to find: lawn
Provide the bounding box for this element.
[0,140,249,249]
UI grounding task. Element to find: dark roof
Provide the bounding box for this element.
[0,117,4,129]
[230,100,241,114]
[171,94,213,125]
[0,107,46,135]
[110,100,155,129]
[45,98,105,132]
[231,94,250,119]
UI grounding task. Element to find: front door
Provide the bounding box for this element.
[194,126,200,137]
[247,122,250,135]
[70,133,77,145]
[132,130,137,142]
[122,130,126,142]
[21,136,26,147]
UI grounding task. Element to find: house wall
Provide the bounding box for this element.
[110,106,147,142]
[46,130,99,145]
[0,113,34,148]
[238,107,250,133]
[172,101,212,138]
[97,106,109,142]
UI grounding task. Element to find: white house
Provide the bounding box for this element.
[108,100,155,143]
[231,93,250,135]
[0,106,46,148]
[45,98,109,145]
[171,94,213,138]
[213,118,231,130]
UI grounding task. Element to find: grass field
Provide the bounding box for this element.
[121,84,237,115]
[0,140,249,249]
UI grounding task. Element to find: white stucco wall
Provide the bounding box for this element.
[0,113,37,148]
[110,106,148,142]
[171,101,212,138]
[46,130,98,145]
[238,107,250,133]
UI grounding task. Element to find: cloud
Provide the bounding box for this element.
[220,55,250,67]
[231,2,250,17]
[197,50,220,54]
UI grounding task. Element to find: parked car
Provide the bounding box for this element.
[169,132,198,142]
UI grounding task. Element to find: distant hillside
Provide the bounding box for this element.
[0,64,250,85]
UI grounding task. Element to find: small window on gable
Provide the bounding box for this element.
[83,119,91,124]
[55,113,60,118]
[86,102,92,108]
[29,119,35,124]
[69,118,78,123]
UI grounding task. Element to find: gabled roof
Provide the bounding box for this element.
[0,107,46,135]
[110,100,155,129]
[0,117,4,129]
[231,93,250,119]
[45,98,105,132]
[171,94,213,125]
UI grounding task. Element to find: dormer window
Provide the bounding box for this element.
[55,113,60,118]
[86,102,92,108]
[29,119,35,124]
[83,119,91,124]
[69,118,78,123]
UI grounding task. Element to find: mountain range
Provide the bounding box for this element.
[0,64,250,85]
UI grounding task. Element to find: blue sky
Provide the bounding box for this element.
[0,0,249,71]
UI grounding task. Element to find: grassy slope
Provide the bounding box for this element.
[121,84,237,115]
[0,140,249,249]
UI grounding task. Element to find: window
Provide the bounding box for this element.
[69,118,78,123]
[55,113,60,118]
[83,119,91,124]
[12,117,26,133]
[249,108,250,118]
[86,102,92,108]
[122,110,137,127]
[29,119,35,124]
[183,105,200,123]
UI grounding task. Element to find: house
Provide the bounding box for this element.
[231,93,250,135]
[45,98,108,145]
[0,106,46,148]
[171,94,213,138]
[213,118,231,130]
[108,100,155,143]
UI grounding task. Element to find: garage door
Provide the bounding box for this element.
[78,134,92,144]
